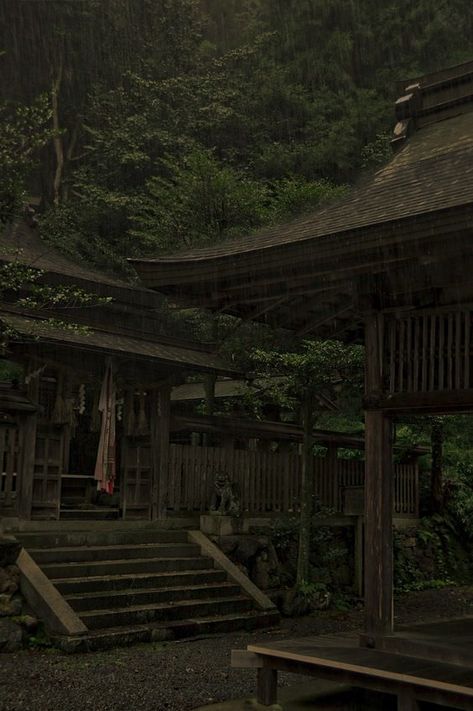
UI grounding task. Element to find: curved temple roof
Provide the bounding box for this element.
[130,60,473,338]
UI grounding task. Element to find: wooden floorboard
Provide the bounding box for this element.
[247,635,473,698]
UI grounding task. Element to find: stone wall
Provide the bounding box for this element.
[0,537,37,651]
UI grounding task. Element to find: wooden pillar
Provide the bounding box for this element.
[17,375,40,520]
[257,667,277,706]
[354,515,364,597]
[17,412,37,519]
[364,410,393,637]
[364,313,394,639]
[150,383,171,520]
[327,444,339,511]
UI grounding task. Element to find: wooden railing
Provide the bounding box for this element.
[166,444,419,517]
[385,310,473,394]
[0,424,19,513]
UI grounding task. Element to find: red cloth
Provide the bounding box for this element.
[94,360,116,494]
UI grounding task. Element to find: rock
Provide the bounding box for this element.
[0,618,23,652]
[0,594,22,617]
[0,538,21,567]
[0,568,18,596]
[281,588,310,617]
[17,615,38,634]
[252,551,271,590]
[312,589,332,610]
[218,536,240,556]
[219,535,280,578]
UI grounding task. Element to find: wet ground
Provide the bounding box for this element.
[0,586,472,711]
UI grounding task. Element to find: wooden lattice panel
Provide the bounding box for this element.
[385,310,473,394]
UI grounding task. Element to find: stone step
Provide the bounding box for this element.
[80,595,254,630]
[15,529,190,549]
[41,556,212,579]
[52,568,227,595]
[66,582,241,612]
[29,542,200,564]
[55,610,281,652]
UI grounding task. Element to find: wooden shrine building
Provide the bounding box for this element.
[131,61,473,708]
[0,221,232,523]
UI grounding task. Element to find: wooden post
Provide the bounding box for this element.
[257,667,278,706]
[17,375,40,520]
[296,392,316,586]
[364,313,394,639]
[150,383,171,520]
[327,444,339,510]
[354,515,364,597]
[17,412,37,519]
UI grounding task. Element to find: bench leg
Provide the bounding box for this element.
[257,667,278,706]
[397,690,419,710]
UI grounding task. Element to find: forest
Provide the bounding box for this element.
[2,0,473,595]
[2,0,473,271]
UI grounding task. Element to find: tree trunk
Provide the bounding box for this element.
[430,417,444,514]
[51,54,64,206]
[296,392,316,586]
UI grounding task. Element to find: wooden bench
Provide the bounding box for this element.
[232,635,473,710]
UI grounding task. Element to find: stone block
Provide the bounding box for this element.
[200,515,242,537]
[0,567,19,595]
[0,594,22,617]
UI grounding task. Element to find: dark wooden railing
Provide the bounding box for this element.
[385,310,473,394]
[166,444,419,517]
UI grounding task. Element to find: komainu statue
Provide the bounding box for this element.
[210,470,240,516]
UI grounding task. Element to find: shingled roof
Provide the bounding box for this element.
[1,222,161,308]
[0,309,233,376]
[130,60,473,338]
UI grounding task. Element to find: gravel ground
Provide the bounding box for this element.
[1,586,472,711]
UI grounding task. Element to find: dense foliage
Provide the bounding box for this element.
[2,0,473,271]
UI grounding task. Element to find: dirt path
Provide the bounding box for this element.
[1,586,472,711]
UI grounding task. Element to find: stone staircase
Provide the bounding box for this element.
[16,528,279,651]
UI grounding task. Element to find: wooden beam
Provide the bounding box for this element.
[141,206,473,292]
[375,388,473,415]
